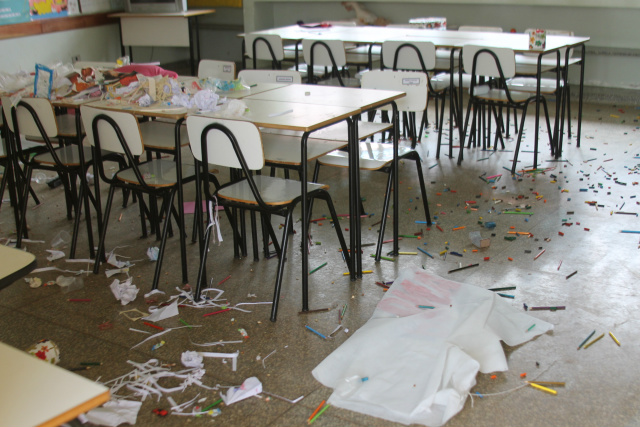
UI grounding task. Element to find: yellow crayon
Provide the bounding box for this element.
[583,333,605,349]
[528,382,557,396]
[362,270,373,274]
[609,331,621,346]
[398,252,418,255]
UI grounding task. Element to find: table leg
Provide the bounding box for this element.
[347,118,357,281]
[301,132,310,310]
[392,102,399,256]
[576,44,586,147]
[352,117,362,278]
[175,119,188,285]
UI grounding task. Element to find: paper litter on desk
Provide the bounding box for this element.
[312,267,553,427]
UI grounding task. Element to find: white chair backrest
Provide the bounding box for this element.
[382,40,437,71]
[458,25,503,32]
[198,60,236,80]
[1,97,57,137]
[361,70,428,113]
[462,45,515,78]
[74,61,117,70]
[238,69,302,85]
[186,116,264,171]
[80,105,144,156]
[244,33,285,61]
[302,39,347,68]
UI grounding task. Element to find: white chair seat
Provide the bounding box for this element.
[219,175,328,206]
[117,159,195,187]
[259,121,392,141]
[33,145,93,167]
[262,133,346,165]
[514,62,556,76]
[474,87,531,103]
[515,54,580,69]
[430,73,451,92]
[139,120,189,150]
[435,49,460,70]
[507,77,562,94]
[346,44,382,65]
[289,64,327,79]
[313,121,392,141]
[317,76,361,88]
[26,114,80,141]
[318,142,416,171]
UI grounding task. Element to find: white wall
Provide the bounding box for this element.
[0,24,122,73]
[243,0,640,90]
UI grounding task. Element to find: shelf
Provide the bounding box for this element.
[0,12,119,41]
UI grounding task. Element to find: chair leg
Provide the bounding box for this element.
[94,185,116,274]
[270,208,294,322]
[511,105,530,174]
[406,152,432,225]
[194,212,214,301]
[250,211,259,261]
[436,92,447,158]
[15,165,33,249]
[320,192,351,269]
[374,169,394,260]
[151,188,177,291]
[457,100,475,165]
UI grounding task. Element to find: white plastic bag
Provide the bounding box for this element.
[312,268,553,426]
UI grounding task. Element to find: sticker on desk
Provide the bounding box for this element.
[402,78,421,86]
[276,75,294,83]
[223,65,233,73]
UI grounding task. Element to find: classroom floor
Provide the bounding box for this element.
[1,97,639,427]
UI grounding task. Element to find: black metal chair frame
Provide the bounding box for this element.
[193,122,352,321]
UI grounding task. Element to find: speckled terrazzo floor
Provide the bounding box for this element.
[1,97,639,427]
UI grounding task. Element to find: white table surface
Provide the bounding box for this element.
[0,341,109,427]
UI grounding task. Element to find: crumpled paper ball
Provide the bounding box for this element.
[110,277,139,305]
[193,89,219,112]
[27,339,60,364]
[220,99,247,118]
[181,351,204,368]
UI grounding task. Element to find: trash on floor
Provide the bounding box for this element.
[312,267,553,427]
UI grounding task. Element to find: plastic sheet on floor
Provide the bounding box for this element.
[312,268,553,426]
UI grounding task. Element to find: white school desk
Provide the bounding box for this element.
[248,25,589,159]
[0,341,109,427]
[110,9,216,76]
[0,245,36,290]
[244,84,406,266]
[199,92,402,316]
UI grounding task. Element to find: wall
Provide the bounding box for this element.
[243,0,640,90]
[0,7,245,75]
[0,24,121,73]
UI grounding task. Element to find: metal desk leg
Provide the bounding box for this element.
[174,119,188,285]
[576,44,586,147]
[347,118,357,281]
[301,132,310,310]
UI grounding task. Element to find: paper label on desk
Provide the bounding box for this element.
[402,78,421,86]
[223,65,233,73]
[275,75,294,83]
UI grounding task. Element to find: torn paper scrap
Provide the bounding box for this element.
[221,377,262,405]
[147,247,159,261]
[181,351,204,368]
[110,278,139,305]
[143,300,179,322]
[46,249,65,261]
[312,268,553,427]
[84,399,142,427]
